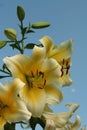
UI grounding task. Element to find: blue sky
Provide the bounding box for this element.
[0,0,87,129]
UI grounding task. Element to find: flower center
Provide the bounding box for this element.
[61,59,70,77]
[25,70,46,89]
[0,100,8,111]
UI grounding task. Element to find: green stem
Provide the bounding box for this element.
[20,21,25,54]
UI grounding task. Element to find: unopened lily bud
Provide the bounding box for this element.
[17,6,25,21]
[4,28,17,40]
[31,22,50,29]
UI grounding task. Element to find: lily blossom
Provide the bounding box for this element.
[3,46,63,117]
[0,78,32,130]
[39,36,73,86]
[43,103,81,130]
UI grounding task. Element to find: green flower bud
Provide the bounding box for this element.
[4,28,17,40]
[0,40,7,49]
[17,6,25,21]
[31,22,50,29]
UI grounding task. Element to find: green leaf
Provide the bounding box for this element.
[0,40,7,49]
[0,75,10,79]
[26,29,35,33]
[17,6,25,21]
[25,43,43,49]
[10,43,19,50]
[31,22,50,29]
[24,43,36,49]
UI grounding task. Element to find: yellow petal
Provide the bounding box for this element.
[20,86,46,117]
[57,74,72,86]
[45,84,63,105]
[3,55,28,83]
[49,39,73,62]
[31,45,46,60]
[71,115,81,130]
[44,119,56,130]
[39,36,54,54]
[0,117,6,130]
[0,79,32,123]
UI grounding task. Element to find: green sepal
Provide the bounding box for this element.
[17,6,25,21]
[31,22,50,29]
[0,40,7,49]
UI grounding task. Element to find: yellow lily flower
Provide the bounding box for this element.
[0,78,32,130]
[3,46,63,117]
[39,36,73,86]
[43,103,81,130]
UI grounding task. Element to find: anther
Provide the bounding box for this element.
[62,59,65,64]
[38,86,43,89]
[31,71,34,78]
[44,79,46,86]
[36,69,38,75]
[39,71,44,78]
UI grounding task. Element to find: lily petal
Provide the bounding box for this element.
[0,79,32,124]
[45,84,63,105]
[39,36,54,54]
[0,117,6,130]
[20,86,46,117]
[71,115,81,130]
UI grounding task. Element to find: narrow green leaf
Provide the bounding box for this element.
[0,40,7,49]
[17,6,25,21]
[0,75,10,79]
[31,22,50,29]
[25,43,43,49]
[24,43,36,49]
[26,29,35,33]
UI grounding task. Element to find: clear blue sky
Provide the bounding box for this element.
[0,0,87,129]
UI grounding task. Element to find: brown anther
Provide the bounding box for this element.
[61,70,64,77]
[38,86,43,89]
[61,66,64,77]
[36,69,38,75]
[67,65,70,70]
[31,71,34,78]
[44,79,46,86]
[66,69,69,75]
[62,59,65,64]
[66,61,69,66]
[39,71,44,78]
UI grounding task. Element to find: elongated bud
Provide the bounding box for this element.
[0,40,7,49]
[4,28,17,40]
[31,22,50,29]
[17,6,25,21]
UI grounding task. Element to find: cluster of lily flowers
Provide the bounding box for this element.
[0,36,84,130]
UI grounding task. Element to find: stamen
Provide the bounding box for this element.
[39,71,44,78]
[36,69,38,75]
[44,79,46,86]
[62,59,65,64]
[31,71,34,78]
[61,66,64,77]
[38,86,43,89]
[66,61,69,66]
[66,69,69,75]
